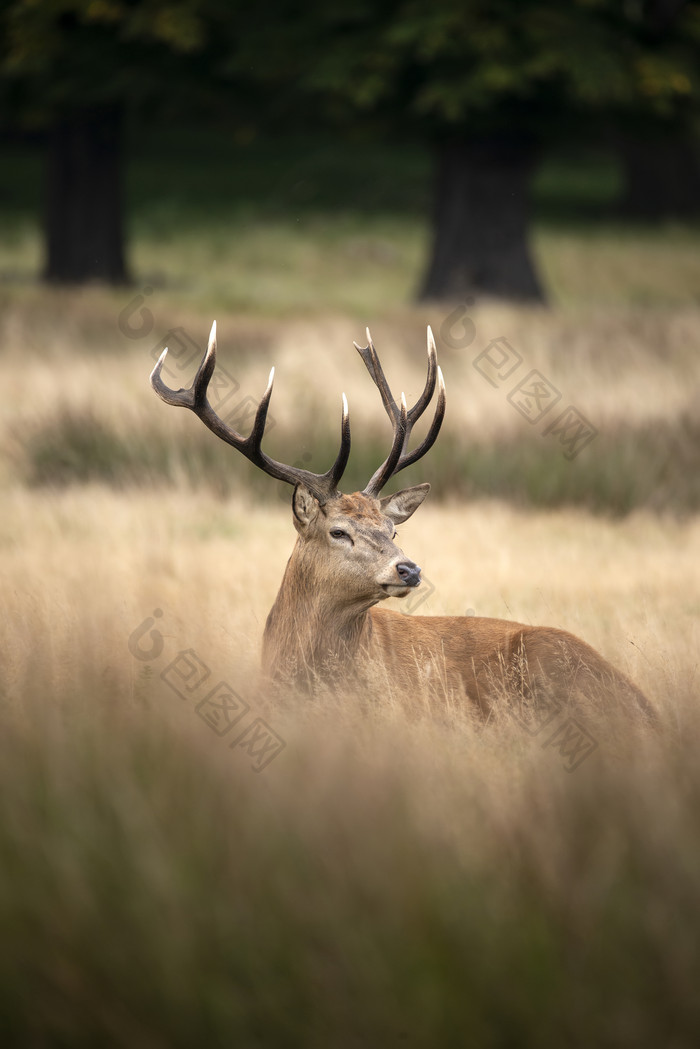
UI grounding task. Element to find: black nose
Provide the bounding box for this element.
[396,561,421,588]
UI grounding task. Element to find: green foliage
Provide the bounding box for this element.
[0,0,242,124]
[3,0,700,135]
[234,0,700,139]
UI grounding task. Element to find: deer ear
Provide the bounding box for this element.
[380,483,430,525]
[292,483,321,530]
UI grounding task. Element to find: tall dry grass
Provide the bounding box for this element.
[1,280,699,1042]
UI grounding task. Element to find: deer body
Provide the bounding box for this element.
[260,488,649,716]
[151,322,650,720]
[366,611,648,714]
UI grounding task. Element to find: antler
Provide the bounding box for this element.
[354,326,446,498]
[150,321,350,504]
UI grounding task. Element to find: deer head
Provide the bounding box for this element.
[150,322,445,608]
[289,484,429,612]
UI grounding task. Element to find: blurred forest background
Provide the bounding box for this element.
[2,3,700,1047]
[3,0,700,297]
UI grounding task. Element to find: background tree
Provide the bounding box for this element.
[242,0,700,302]
[0,0,240,284]
[609,1,700,219]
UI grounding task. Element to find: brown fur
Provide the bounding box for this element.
[262,488,653,722]
[334,493,385,524]
[366,608,651,719]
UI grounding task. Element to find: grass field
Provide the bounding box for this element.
[1,134,699,1044]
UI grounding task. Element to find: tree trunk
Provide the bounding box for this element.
[616,132,700,220]
[419,137,544,303]
[44,103,129,284]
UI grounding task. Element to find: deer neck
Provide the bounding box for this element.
[262,539,373,687]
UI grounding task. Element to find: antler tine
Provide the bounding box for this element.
[150,321,351,503]
[150,321,218,411]
[356,325,446,498]
[353,326,438,428]
[363,393,408,497]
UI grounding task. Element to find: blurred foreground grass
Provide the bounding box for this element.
[2,695,700,1047]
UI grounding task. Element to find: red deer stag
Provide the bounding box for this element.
[151,322,651,721]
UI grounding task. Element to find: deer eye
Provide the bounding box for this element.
[330,528,349,540]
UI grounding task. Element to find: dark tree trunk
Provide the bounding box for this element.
[44,103,129,284]
[419,137,544,303]
[616,133,700,220]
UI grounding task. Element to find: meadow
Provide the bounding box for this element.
[1,133,699,1045]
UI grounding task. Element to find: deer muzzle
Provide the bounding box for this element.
[395,561,422,588]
